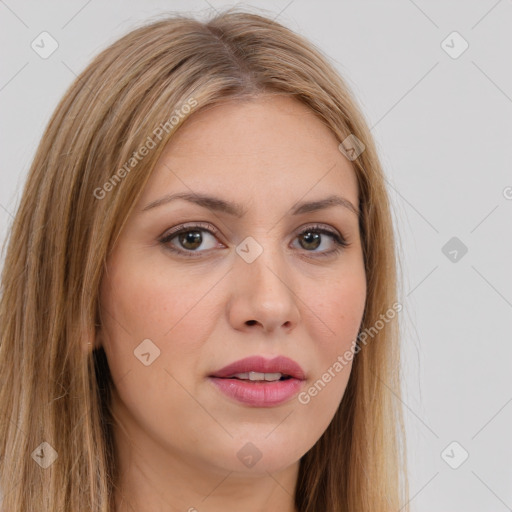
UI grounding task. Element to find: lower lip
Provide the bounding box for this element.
[208,377,304,407]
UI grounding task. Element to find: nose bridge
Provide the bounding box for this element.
[237,233,289,294]
[230,232,299,331]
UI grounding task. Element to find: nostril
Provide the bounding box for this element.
[246,320,257,326]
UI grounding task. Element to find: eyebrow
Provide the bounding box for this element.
[141,192,360,218]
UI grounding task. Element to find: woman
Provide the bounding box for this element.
[0,8,409,511]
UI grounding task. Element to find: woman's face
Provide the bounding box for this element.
[99,95,366,478]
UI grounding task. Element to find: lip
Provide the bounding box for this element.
[209,355,306,380]
[208,355,306,407]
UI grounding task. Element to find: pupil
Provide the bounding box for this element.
[179,231,202,250]
[301,231,320,250]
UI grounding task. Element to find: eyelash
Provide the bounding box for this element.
[159,222,349,259]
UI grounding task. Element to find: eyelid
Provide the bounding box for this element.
[160,221,220,240]
[294,222,340,237]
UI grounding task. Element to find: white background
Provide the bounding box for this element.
[1,1,511,510]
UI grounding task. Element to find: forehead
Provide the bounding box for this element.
[141,95,359,207]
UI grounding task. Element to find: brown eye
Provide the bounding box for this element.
[292,225,348,257]
[159,223,222,257]
[178,230,203,250]
[298,231,321,250]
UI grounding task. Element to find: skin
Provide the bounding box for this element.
[97,94,367,512]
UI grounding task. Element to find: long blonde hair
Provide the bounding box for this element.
[0,8,409,511]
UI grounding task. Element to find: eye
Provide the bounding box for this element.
[159,222,223,257]
[159,222,349,258]
[292,224,349,257]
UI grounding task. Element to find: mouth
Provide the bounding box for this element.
[208,355,306,407]
[209,355,306,380]
[221,371,294,382]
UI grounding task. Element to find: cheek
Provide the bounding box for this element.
[292,268,365,419]
[99,254,225,403]
[101,255,219,342]
[98,258,223,445]
[307,269,367,353]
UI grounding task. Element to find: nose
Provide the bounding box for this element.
[227,242,300,334]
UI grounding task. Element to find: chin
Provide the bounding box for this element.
[203,433,309,475]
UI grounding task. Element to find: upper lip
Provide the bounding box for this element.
[209,355,306,380]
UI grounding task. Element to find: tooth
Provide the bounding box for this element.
[230,372,283,381]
